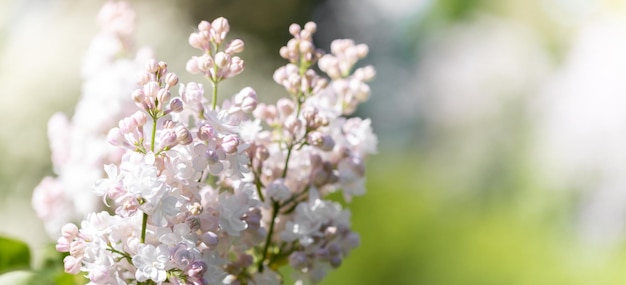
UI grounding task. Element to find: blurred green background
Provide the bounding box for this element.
[3,0,626,284]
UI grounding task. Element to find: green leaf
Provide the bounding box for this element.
[0,236,31,273]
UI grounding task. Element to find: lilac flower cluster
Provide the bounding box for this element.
[48,2,376,284]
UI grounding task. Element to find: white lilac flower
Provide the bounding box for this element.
[132,244,170,283]
[218,183,257,236]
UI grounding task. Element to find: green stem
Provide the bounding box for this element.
[281,144,294,178]
[254,169,265,202]
[212,81,218,111]
[150,117,157,153]
[141,213,148,244]
[258,201,280,272]
[141,116,158,243]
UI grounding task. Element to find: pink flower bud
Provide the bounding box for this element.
[118,117,136,133]
[136,71,151,85]
[56,236,71,252]
[63,255,82,274]
[157,89,171,107]
[228,56,245,77]
[302,106,318,122]
[201,232,218,248]
[241,96,257,113]
[289,23,301,36]
[160,129,177,148]
[188,32,205,50]
[186,57,201,74]
[169,98,183,113]
[225,39,245,54]
[143,81,159,100]
[284,116,302,134]
[287,39,299,56]
[304,21,317,33]
[131,111,147,126]
[354,65,376,81]
[279,46,290,60]
[176,126,193,145]
[158,61,168,73]
[235,86,256,106]
[214,52,229,68]
[132,89,145,103]
[165,72,179,87]
[356,43,369,58]
[211,17,230,43]
[300,41,314,54]
[308,132,335,151]
[198,20,210,32]
[221,134,239,154]
[107,128,124,146]
[277,98,295,116]
[198,54,214,72]
[61,223,79,239]
[197,124,215,141]
[145,59,158,73]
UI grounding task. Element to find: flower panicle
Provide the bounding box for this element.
[50,3,377,285]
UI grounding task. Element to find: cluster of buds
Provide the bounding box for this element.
[50,2,376,285]
[187,18,245,84]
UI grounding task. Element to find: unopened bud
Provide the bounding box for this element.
[198,20,210,32]
[131,111,147,127]
[145,59,158,73]
[276,98,295,116]
[186,58,201,74]
[201,231,218,248]
[211,17,230,42]
[160,129,178,148]
[157,89,171,107]
[143,81,159,100]
[197,124,215,141]
[136,71,151,85]
[169,98,183,113]
[215,52,229,68]
[289,23,301,36]
[132,89,145,103]
[308,132,335,151]
[284,116,302,134]
[356,43,369,58]
[165,72,179,87]
[189,32,204,49]
[228,56,245,77]
[221,135,239,154]
[304,21,317,34]
[107,128,124,146]
[225,39,244,54]
[176,126,193,145]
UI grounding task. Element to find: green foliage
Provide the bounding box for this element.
[0,236,31,274]
[278,153,626,285]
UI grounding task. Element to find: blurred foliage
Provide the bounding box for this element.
[277,153,626,284]
[0,236,30,274]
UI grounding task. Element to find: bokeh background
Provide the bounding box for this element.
[4,0,626,284]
